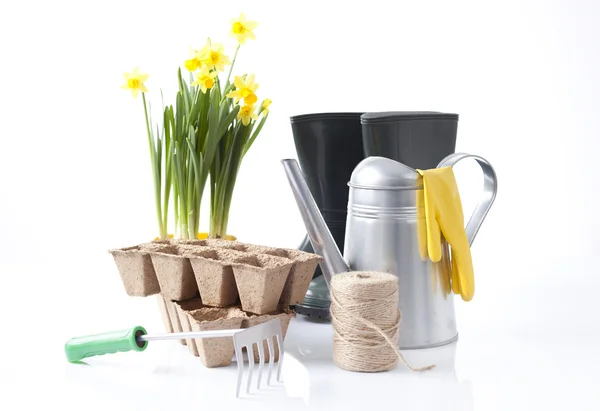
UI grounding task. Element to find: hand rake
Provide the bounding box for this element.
[64,318,285,397]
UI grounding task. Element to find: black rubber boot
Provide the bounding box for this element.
[289,112,365,320]
[361,111,459,169]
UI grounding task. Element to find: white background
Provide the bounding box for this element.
[1,0,599,410]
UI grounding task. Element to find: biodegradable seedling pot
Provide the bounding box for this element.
[185,248,241,308]
[199,240,322,307]
[186,307,246,368]
[143,243,198,301]
[175,298,204,356]
[156,295,174,334]
[231,254,294,315]
[171,237,238,249]
[243,308,296,363]
[163,298,186,345]
[200,239,250,252]
[170,239,210,248]
[109,245,161,297]
[247,246,322,307]
[274,249,321,307]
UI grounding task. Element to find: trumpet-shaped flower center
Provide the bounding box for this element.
[209,51,220,64]
[244,92,257,105]
[232,22,246,34]
[127,78,140,89]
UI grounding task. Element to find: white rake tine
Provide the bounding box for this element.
[231,319,283,395]
[234,341,244,398]
[266,336,275,385]
[276,333,284,383]
[246,344,254,394]
[257,339,265,389]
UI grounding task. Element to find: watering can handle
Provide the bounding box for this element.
[436,153,498,247]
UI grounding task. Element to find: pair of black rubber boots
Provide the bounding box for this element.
[290,111,459,319]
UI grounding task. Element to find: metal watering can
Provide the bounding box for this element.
[282,153,498,349]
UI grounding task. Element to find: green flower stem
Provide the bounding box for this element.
[209,118,255,238]
[217,163,240,238]
[186,144,195,239]
[224,45,240,91]
[168,70,231,240]
[142,93,166,240]
[174,145,189,240]
[173,182,179,236]
[161,104,171,239]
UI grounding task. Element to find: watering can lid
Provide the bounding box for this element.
[348,156,421,190]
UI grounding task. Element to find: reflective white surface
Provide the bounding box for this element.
[1,259,599,411]
[35,318,600,410]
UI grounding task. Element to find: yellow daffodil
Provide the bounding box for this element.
[229,12,258,45]
[121,67,149,98]
[184,46,203,72]
[226,74,259,104]
[191,65,217,93]
[244,92,258,105]
[237,104,258,126]
[198,41,231,72]
[184,57,202,72]
[261,98,272,114]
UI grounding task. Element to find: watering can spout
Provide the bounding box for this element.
[281,159,349,289]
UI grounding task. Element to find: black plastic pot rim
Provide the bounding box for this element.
[290,112,365,123]
[361,111,459,124]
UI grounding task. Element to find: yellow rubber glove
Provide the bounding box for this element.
[416,175,429,261]
[416,167,475,301]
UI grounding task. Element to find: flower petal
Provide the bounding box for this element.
[245,20,258,30]
[233,76,245,89]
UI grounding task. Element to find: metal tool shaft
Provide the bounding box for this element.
[139,329,242,342]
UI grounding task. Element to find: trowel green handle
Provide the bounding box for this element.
[65,326,148,363]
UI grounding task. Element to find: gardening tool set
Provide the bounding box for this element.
[66,110,497,397]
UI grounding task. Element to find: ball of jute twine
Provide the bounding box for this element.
[330,271,436,373]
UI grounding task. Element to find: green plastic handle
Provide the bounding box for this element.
[65,326,148,363]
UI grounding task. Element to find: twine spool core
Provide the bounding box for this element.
[330,271,435,373]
